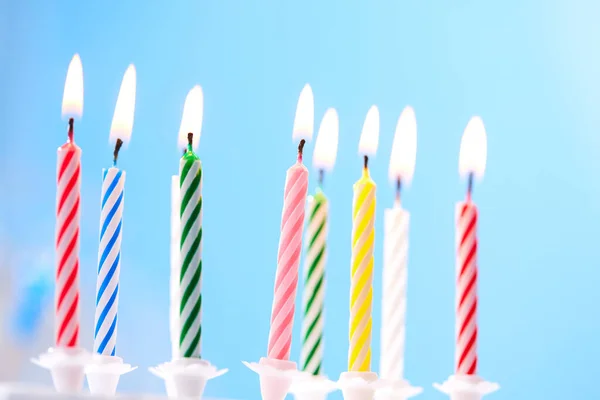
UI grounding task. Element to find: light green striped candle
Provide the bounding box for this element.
[179,132,202,359]
[300,188,328,375]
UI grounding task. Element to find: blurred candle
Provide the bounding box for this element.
[300,108,339,375]
[380,106,417,380]
[267,84,313,361]
[55,54,83,348]
[455,116,487,376]
[177,86,204,359]
[349,105,379,372]
[93,65,136,356]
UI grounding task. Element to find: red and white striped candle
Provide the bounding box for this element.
[267,84,313,361]
[455,116,487,376]
[55,54,84,348]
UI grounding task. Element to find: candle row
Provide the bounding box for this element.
[263,86,488,385]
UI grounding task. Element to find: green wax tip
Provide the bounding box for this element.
[313,189,328,203]
[182,148,200,162]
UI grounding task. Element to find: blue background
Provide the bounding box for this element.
[1,0,599,399]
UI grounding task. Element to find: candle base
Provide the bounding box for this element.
[375,379,422,400]
[84,354,136,395]
[149,357,227,399]
[31,347,91,394]
[289,373,338,400]
[433,375,499,400]
[243,357,303,400]
[338,371,385,400]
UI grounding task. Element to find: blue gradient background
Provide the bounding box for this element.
[1,0,600,399]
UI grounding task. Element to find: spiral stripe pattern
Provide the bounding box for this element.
[456,202,478,375]
[94,168,125,356]
[380,207,409,380]
[179,152,202,359]
[349,174,376,372]
[55,143,81,348]
[300,192,328,375]
[267,162,308,360]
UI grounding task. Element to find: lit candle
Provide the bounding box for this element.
[177,86,204,359]
[267,84,313,361]
[380,106,417,381]
[300,108,339,375]
[93,64,136,356]
[55,54,83,348]
[455,116,487,376]
[349,105,379,372]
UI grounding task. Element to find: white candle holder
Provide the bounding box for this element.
[433,375,499,400]
[289,373,338,400]
[149,357,227,398]
[243,357,304,400]
[30,347,91,394]
[84,353,136,395]
[337,371,386,400]
[375,379,422,400]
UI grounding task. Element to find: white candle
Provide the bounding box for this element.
[380,106,417,380]
[170,175,180,360]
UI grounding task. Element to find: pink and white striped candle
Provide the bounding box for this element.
[55,55,83,348]
[455,116,487,376]
[267,141,309,360]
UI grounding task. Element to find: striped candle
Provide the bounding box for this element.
[267,141,309,361]
[300,189,327,375]
[170,175,181,359]
[93,165,125,356]
[348,161,376,372]
[455,198,478,375]
[179,133,202,359]
[380,204,409,380]
[55,119,81,348]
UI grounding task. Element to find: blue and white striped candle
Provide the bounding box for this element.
[94,167,125,355]
[94,64,136,356]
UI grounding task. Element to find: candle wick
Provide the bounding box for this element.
[467,172,474,200]
[113,138,124,166]
[187,132,194,151]
[318,169,324,186]
[67,118,74,142]
[364,155,369,169]
[298,139,306,162]
[395,177,402,204]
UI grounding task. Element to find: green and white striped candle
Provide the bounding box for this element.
[300,108,339,376]
[179,132,202,359]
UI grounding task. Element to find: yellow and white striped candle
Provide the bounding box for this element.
[348,105,379,372]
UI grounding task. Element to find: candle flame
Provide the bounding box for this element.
[313,108,339,171]
[292,84,314,142]
[358,105,379,156]
[109,64,136,146]
[178,85,204,151]
[459,116,487,179]
[389,106,417,184]
[61,54,84,119]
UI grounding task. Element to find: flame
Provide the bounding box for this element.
[61,54,84,119]
[313,108,339,171]
[109,65,136,145]
[389,106,417,184]
[459,116,487,179]
[292,84,314,142]
[358,105,379,156]
[178,85,204,151]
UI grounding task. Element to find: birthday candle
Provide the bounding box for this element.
[177,86,204,359]
[348,105,379,372]
[55,54,83,348]
[380,106,417,380]
[267,84,313,361]
[93,65,136,356]
[300,108,338,375]
[455,116,487,376]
